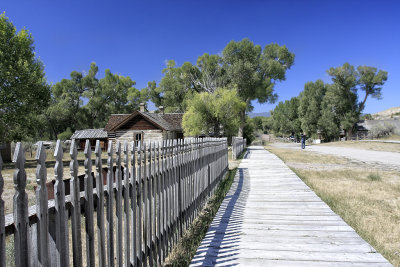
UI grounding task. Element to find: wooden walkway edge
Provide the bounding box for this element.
[190,146,392,266]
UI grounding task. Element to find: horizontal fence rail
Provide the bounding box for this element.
[0,137,228,267]
[232,137,246,160]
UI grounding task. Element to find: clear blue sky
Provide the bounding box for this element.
[2,0,399,114]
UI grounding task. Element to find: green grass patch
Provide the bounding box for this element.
[367,173,381,181]
[164,167,238,266]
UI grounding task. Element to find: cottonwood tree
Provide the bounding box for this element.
[271,97,301,136]
[182,88,246,137]
[47,63,148,137]
[222,39,295,136]
[323,63,388,138]
[357,65,387,112]
[149,54,226,112]
[0,13,50,142]
[190,53,226,93]
[298,80,327,137]
[150,60,200,112]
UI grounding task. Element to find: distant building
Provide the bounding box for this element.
[104,104,184,145]
[70,128,108,151]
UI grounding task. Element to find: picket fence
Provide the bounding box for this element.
[231,137,246,160]
[0,137,228,267]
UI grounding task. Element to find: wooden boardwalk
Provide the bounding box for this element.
[190,146,392,266]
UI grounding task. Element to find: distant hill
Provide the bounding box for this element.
[372,107,400,119]
[248,112,271,118]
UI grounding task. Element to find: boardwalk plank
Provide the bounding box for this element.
[190,146,392,266]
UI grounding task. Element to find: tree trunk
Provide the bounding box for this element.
[359,92,369,113]
[237,109,246,137]
[214,121,220,137]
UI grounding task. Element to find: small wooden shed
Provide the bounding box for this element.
[70,128,108,151]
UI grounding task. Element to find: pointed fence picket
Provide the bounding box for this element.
[1,137,228,267]
[0,153,4,267]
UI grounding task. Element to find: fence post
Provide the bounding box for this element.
[0,154,4,267]
[106,140,115,267]
[148,142,154,265]
[130,141,137,267]
[123,141,130,267]
[137,141,143,265]
[84,140,95,267]
[35,142,50,267]
[70,139,82,267]
[95,140,106,267]
[156,141,162,266]
[115,141,123,267]
[13,142,30,267]
[54,140,69,267]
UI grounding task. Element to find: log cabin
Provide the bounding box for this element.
[104,103,184,145]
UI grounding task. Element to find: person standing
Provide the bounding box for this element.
[301,133,306,149]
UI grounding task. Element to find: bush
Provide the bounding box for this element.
[57,127,73,140]
[367,173,381,181]
[368,123,395,138]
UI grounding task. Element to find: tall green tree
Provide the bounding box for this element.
[251,116,272,134]
[222,39,295,136]
[357,65,388,112]
[46,71,86,138]
[317,84,342,139]
[148,55,226,113]
[0,13,50,142]
[182,88,246,137]
[298,80,327,137]
[153,60,200,112]
[271,97,301,136]
[325,63,387,138]
[47,63,148,137]
[191,53,226,93]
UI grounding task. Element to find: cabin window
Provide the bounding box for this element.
[135,132,143,146]
[176,132,184,140]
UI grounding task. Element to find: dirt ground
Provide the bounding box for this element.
[271,141,400,172]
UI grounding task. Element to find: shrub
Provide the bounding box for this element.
[57,127,73,140]
[368,123,395,138]
[367,173,381,181]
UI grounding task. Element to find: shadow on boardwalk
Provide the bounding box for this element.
[191,152,251,266]
[190,146,392,266]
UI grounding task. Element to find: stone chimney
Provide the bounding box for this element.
[139,103,145,112]
[159,106,164,115]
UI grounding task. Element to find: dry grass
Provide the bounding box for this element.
[380,134,400,141]
[266,145,400,266]
[318,140,400,153]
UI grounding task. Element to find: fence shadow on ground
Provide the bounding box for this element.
[190,163,250,266]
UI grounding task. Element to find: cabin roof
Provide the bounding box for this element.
[70,128,108,139]
[105,111,183,132]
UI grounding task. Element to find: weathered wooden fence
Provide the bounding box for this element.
[0,137,228,267]
[231,137,246,160]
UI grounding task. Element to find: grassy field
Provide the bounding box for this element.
[266,145,400,266]
[318,140,400,153]
[1,151,108,214]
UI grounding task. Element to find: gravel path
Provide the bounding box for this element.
[271,143,400,171]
